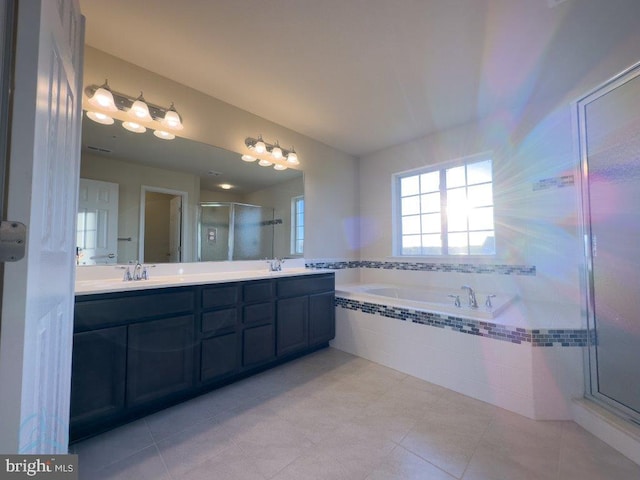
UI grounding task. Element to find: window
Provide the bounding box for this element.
[291,195,304,255]
[395,156,495,256]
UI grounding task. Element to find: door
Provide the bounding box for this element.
[0,0,84,453]
[579,63,640,420]
[77,178,118,264]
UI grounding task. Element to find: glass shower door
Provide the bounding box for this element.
[580,64,640,420]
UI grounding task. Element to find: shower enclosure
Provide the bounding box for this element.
[578,62,640,424]
[198,202,275,261]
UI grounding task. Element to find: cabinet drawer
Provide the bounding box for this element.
[202,284,239,309]
[75,289,195,331]
[202,308,238,334]
[276,274,335,298]
[243,281,274,303]
[243,302,273,326]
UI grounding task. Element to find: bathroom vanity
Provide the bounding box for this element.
[70,270,335,441]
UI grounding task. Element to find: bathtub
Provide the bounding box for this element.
[335,283,516,320]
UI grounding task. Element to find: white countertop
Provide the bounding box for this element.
[75,260,333,295]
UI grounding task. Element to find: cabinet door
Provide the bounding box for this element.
[309,292,335,346]
[70,326,127,427]
[127,315,195,407]
[243,323,275,367]
[201,333,238,382]
[276,296,309,357]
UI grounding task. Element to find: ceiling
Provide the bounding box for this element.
[79,0,640,157]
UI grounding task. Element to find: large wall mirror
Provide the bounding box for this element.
[78,117,304,265]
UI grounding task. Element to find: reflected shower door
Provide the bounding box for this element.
[200,204,231,261]
[580,65,640,419]
[232,204,274,260]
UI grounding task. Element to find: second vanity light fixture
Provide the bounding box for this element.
[244,135,299,170]
[85,80,184,140]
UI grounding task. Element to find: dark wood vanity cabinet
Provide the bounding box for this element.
[70,273,334,442]
[277,274,336,356]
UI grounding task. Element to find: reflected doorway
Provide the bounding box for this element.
[139,186,186,263]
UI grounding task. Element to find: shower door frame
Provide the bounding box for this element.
[577,60,640,424]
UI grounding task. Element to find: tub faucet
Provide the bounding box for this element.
[461,285,478,308]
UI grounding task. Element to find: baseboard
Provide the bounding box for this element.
[572,397,640,466]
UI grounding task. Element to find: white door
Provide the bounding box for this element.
[169,195,182,262]
[77,178,119,264]
[0,0,84,454]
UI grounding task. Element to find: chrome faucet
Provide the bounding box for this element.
[133,261,143,280]
[461,285,478,308]
[268,258,284,272]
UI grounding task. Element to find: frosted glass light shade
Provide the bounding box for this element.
[129,96,152,121]
[271,144,283,159]
[241,154,256,162]
[122,121,146,133]
[286,149,299,165]
[153,130,175,140]
[274,163,287,170]
[254,139,266,154]
[86,111,114,125]
[162,105,184,130]
[258,159,273,167]
[88,86,117,112]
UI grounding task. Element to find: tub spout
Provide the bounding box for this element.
[461,285,478,308]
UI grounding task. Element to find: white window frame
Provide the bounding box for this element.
[290,195,304,255]
[392,152,495,257]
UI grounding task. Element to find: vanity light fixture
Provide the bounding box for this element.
[84,82,184,140]
[245,135,300,166]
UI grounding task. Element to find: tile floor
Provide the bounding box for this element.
[71,347,640,480]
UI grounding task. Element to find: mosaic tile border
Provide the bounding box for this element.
[306,260,536,276]
[335,296,588,347]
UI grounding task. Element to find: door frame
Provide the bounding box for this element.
[139,185,187,263]
[576,59,640,422]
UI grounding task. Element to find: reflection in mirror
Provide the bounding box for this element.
[79,115,303,265]
[199,202,275,261]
